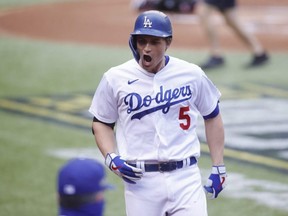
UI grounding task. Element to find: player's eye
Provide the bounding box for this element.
[137,38,147,46]
[150,40,161,45]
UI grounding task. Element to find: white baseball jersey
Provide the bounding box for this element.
[89,56,221,161]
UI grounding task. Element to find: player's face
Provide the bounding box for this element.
[136,35,171,73]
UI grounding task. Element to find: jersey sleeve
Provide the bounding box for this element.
[89,74,118,123]
[194,73,221,117]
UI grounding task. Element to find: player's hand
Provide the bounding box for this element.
[204,165,227,199]
[105,153,143,184]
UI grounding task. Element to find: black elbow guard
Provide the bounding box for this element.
[92,117,115,134]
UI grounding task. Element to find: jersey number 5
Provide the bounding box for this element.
[179,106,190,130]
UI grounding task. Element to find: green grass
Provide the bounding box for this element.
[0,36,131,96]
[0,33,288,216]
[1,35,287,97]
[0,108,125,215]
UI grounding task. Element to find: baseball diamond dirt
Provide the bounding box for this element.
[0,0,287,51]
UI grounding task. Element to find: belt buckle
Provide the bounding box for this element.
[159,162,177,172]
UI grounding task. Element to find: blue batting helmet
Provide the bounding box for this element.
[129,10,173,61]
[131,10,172,37]
[57,158,113,216]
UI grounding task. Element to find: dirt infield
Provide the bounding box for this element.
[0,0,287,51]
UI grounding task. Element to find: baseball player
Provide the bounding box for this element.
[198,0,269,69]
[89,10,227,216]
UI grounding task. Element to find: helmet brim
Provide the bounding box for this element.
[131,28,172,38]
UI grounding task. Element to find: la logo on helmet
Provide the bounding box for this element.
[143,16,152,28]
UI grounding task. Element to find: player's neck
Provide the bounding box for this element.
[145,57,166,74]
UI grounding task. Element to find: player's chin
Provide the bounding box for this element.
[141,64,152,72]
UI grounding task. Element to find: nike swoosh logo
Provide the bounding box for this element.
[111,165,122,170]
[219,177,226,189]
[128,79,139,85]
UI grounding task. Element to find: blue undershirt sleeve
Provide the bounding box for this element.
[203,103,220,120]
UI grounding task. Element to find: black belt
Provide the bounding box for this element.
[128,156,197,172]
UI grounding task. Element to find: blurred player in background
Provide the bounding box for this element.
[131,0,269,70]
[57,158,112,216]
[198,0,269,69]
[131,0,197,13]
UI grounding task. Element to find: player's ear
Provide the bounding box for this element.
[165,37,172,49]
[129,35,140,62]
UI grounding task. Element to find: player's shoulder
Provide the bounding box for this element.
[106,59,136,73]
[169,56,201,68]
[103,59,136,78]
[168,56,204,75]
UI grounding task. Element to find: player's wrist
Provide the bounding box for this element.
[105,153,118,169]
[106,152,117,159]
[212,160,224,166]
[211,165,226,174]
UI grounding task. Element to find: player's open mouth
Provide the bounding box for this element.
[144,55,152,63]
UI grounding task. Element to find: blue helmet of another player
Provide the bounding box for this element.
[129,10,173,61]
[57,158,113,216]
